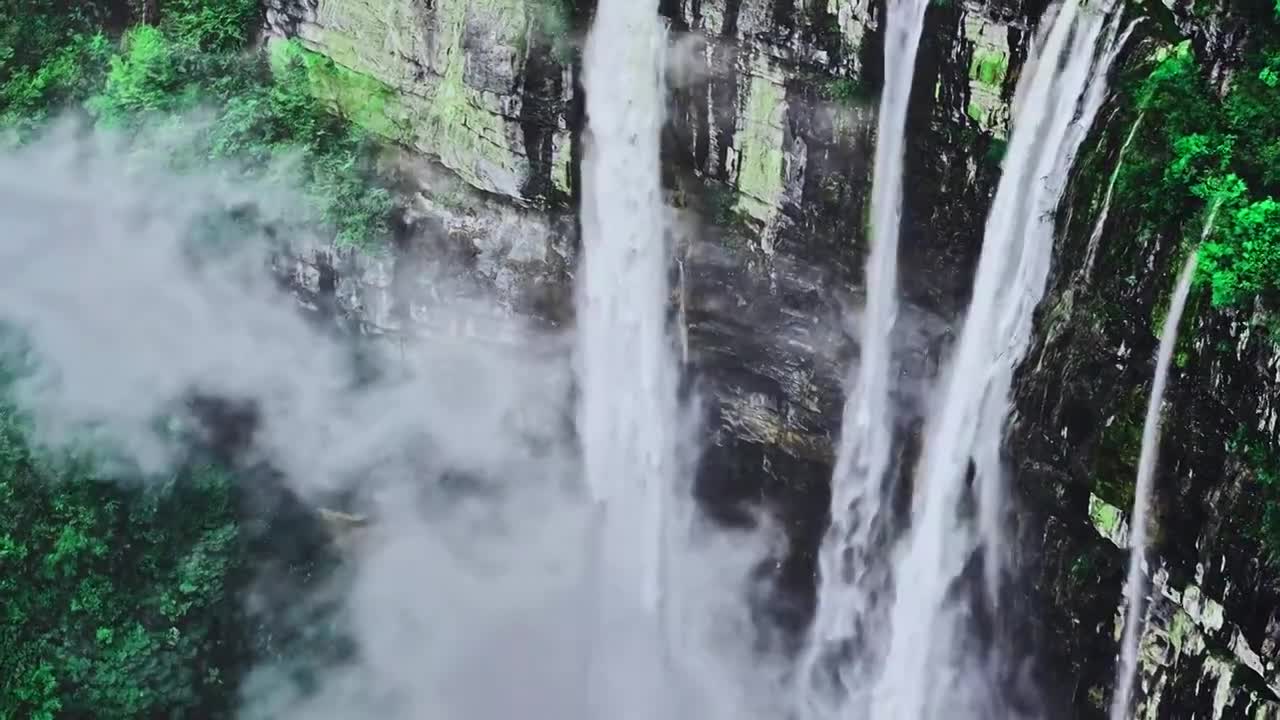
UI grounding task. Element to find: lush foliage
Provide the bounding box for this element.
[3,0,392,250]
[0,1,388,716]
[0,404,246,719]
[1115,35,1280,308]
[0,1,117,127]
[1090,14,1280,563]
[159,0,260,51]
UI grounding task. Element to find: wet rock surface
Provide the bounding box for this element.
[266,0,1280,716]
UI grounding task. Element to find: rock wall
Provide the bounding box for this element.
[263,0,1280,716]
[264,0,574,203]
[1012,7,1280,717]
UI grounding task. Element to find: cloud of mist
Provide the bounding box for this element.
[0,119,786,719]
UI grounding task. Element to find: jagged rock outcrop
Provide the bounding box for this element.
[262,0,1280,716]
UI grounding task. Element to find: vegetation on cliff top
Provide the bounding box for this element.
[2,0,392,250]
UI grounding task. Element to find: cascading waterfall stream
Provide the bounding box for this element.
[975,9,1138,603]
[1110,214,1216,720]
[870,3,1131,717]
[797,0,929,714]
[576,0,679,716]
[1080,113,1145,287]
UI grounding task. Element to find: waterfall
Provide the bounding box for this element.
[975,10,1138,603]
[1080,113,1145,287]
[577,0,678,717]
[797,0,929,714]
[870,3,1131,717]
[1110,218,1216,720]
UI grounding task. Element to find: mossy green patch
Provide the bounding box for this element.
[273,41,411,143]
[298,0,529,195]
[823,76,868,106]
[423,0,527,193]
[734,70,787,222]
[1088,493,1127,545]
[969,48,1008,88]
[967,99,986,125]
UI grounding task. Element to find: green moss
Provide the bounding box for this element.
[1163,607,1207,660]
[423,0,526,189]
[969,48,1008,87]
[278,42,410,143]
[1087,686,1107,710]
[734,70,787,222]
[823,76,868,106]
[966,99,986,124]
[1088,493,1127,545]
[298,0,528,194]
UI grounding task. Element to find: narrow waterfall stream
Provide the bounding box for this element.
[1080,113,1145,287]
[1110,225,1214,719]
[797,0,930,714]
[870,3,1132,717]
[577,0,679,716]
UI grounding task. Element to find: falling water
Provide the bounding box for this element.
[577,0,678,717]
[1080,113,1145,287]
[871,3,1130,716]
[797,0,930,714]
[975,9,1138,603]
[1110,225,1214,720]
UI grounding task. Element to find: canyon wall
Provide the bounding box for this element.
[262,0,1280,716]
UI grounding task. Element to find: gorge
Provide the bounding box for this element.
[2,0,1280,718]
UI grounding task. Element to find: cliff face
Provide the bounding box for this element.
[263,0,1280,716]
[1012,4,1280,716]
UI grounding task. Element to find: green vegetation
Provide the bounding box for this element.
[969,49,1008,87]
[1113,35,1280,308]
[985,137,1008,165]
[0,406,245,718]
[3,0,392,250]
[1093,385,1145,512]
[0,2,385,715]
[1095,17,1280,561]
[823,76,869,106]
[0,1,115,127]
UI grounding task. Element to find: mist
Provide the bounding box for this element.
[0,118,789,719]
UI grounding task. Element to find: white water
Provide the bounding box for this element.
[1080,113,1145,287]
[975,8,1138,604]
[577,0,679,717]
[797,0,930,714]
[1110,229,1213,719]
[871,3,1130,717]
